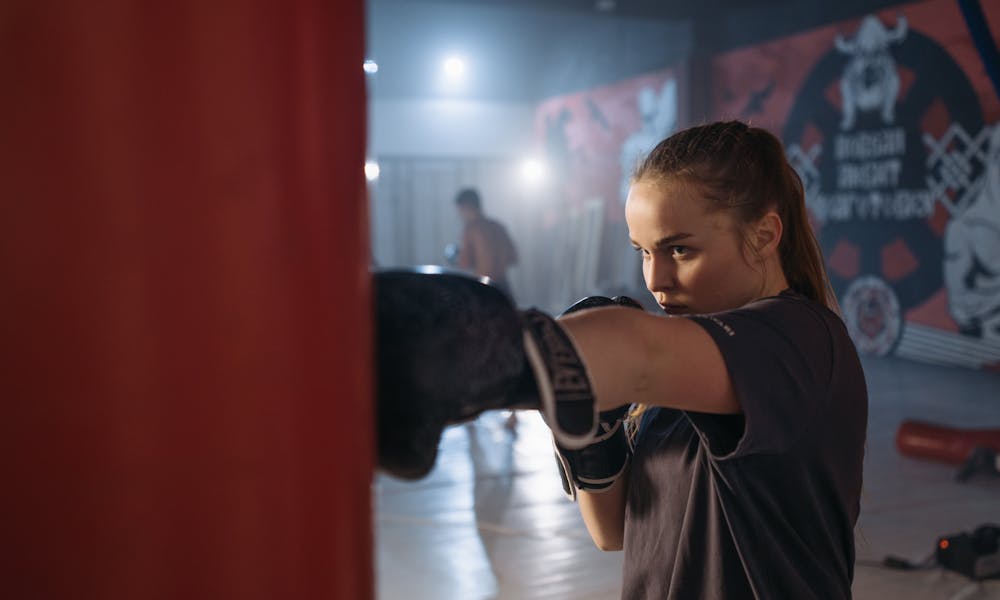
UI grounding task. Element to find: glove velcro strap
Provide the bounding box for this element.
[553,406,631,501]
[520,308,598,450]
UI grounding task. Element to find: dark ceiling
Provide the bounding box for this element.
[366,0,914,102]
[388,0,905,24]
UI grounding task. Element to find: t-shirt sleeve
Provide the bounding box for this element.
[685,297,834,458]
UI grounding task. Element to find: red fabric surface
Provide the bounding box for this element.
[0,1,372,597]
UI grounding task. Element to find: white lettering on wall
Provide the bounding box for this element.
[837,159,903,189]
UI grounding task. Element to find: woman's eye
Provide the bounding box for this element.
[633,247,650,259]
[671,246,689,257]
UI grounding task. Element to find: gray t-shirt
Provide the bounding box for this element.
[622,290,867,599]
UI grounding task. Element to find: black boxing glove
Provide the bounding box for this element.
[374,268,600,480]
[551,295,643,500]
[562,295,644,313]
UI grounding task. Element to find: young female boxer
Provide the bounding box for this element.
[554,121,868,599]
[374,120,866,599]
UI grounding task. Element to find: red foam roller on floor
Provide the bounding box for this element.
[896,419,1000,464]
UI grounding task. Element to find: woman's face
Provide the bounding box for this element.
[625,178,765,315]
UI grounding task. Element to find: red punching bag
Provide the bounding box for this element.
[1,1,372,598]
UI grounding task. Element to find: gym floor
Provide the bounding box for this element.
[375,356,1000,599]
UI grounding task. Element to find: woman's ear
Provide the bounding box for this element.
[751,211,783,258]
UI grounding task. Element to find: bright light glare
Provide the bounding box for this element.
[520,158,546,186]
[443,56,466,79]
[363,59,378,74]
[364,160,380,182]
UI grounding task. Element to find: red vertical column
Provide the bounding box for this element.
[0,1,372,598]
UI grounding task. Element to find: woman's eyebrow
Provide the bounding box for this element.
[651,233,693,248]
[630,233,693,249]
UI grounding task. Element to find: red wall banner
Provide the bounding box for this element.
[534,66,683,295]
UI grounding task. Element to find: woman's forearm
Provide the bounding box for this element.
[578,472,628,551]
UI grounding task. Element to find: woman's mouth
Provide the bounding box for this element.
[659,304,688,315]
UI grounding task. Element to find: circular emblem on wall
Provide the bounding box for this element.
[783,16,985,323]
[841,275,902,355]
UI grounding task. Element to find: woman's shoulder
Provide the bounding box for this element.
[736,289,846,334]
[690,289,851,366]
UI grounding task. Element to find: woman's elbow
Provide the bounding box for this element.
[593,536,624,552]
[584,520,625,551]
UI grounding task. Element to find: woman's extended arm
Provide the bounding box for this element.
[558,306,740,415]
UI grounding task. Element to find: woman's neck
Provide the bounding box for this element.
[759,257,791,298]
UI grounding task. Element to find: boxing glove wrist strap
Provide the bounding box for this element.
[520,308,599,450]
[548,294,642,500]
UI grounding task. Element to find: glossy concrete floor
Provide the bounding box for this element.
[375,356,1000,599]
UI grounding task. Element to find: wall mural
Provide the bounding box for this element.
[534,67,680,297]
[714,0,1000,369]
[533,0,1000,369]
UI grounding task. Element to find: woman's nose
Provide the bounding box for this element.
[645,256,675,293]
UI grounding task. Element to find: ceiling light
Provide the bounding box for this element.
[519,158,546,187]
[443,56,466,79]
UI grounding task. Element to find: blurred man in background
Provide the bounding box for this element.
[455,188,519,302]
